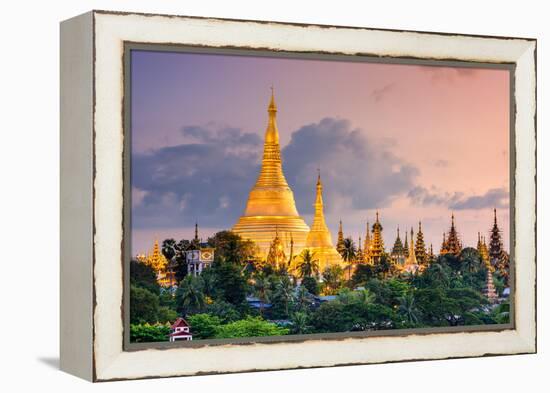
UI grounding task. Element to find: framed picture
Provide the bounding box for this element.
[60,10,536,381]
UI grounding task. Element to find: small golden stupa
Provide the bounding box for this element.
[304,171,344,271]
[232,89,310,256]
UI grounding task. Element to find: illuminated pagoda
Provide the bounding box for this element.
[266,227,287,270]
[303,171,344,272]
[477,232,491,270]
[363,221,372,264]
[336,220,346,257]
[403,227,419,273]
[442,214,462,256]
[440,232,447,255]
[414,221,427,266]
[403,230,410,258]
[356,237,364,264]
[483,269,499,303]
[232,89,310,256]
[391,226,406,265]
[137,239,172,286]
[370,212,385,264]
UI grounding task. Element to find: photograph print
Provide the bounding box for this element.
[128,47,512,344]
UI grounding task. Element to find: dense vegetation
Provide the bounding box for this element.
[130,232,509,342]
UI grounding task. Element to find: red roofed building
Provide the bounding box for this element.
[169,318,193,342]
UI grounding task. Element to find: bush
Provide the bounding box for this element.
[187,314,222,339]
[130,323,170,342]
[215,317,289,338]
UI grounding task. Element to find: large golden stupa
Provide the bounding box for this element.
[232,90,310,256]
[304,172,344,271]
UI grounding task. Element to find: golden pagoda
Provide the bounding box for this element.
[303,171,344,272]
[232,89,310,256]
[403,227,420,273]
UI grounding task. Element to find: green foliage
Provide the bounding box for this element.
[130,323,171,343]
[211,260,248,305]
[157,306,178,323]
[130,260,160,294]
[187,313,222,339]
[322,265,344,295]
[208,231,258,265]
[269,275,295,319]
[295,249,320,278]
[176,275,205,315]
[214,317,289,338]
[130,285,160,324]
[203,300,241,323]
[290,312,312,334]
[301,276,320,295]
[351,263,376,287]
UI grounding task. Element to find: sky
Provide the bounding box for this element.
[130,49,510,256]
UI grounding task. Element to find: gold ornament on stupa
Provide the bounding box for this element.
[303,171,344,272]
[232,89,310,256]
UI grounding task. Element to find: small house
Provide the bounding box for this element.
[169,318,193,342]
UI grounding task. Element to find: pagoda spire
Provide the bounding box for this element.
[391,226,405,264]
[363,221,372,263]
[403,230,409,258]
[415,221,427,265]
[403,227,418,270]
[370,211,385,263]
[445,214,462,256]
[336,219,345,256]
[304,172,343,271]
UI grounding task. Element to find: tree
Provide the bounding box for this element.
[176,275,205,315]
[351,263,376,287]
[214,317,289,338]
[130,285,160,324]
[293,285,314,313]
[130,260,160,294]
[187,314,222,339]
[296,249,320,278]
[211,259,248,306]
[290,312,312,334]
[398,291,420,326]
[301,276,320,296]
[203,300,241,323]
[322,265,344,295]
[270,275,294,319]
[253,273,272,316]
[342,237,357,281]
[130,323,170,343]
[460,247,483,273]
[208,231,258,265]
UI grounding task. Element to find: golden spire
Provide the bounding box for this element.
[305,171,343,271]
[309,171,330,233]
[232,89,310,257]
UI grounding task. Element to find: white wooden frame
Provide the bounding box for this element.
[60,10,536,381]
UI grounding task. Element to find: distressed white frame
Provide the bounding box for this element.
[61,10,536,381]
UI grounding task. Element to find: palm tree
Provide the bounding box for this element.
[322,265,344,295]
[296,249,320,279]
[354,288,375,305]
[177,275,205,315]
[274,275,294,317]
[253,273,271,316]
[293,285,313,312]
[342,237,357,281]
[290,312,311,334]
[399,291,420,325]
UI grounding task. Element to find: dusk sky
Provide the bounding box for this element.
[131,49,510,256]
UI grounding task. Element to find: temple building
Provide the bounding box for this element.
[363,222,372,264]
[336,220,346,256]
[136,239,173,286]
[441,214,462,256]
[403,227,420,273]
[232,90,310,257]
[303,172,344,271]
[391,227,406,265]
[370,212,385,264]
[483,269,499,303]
[415,221,427,266]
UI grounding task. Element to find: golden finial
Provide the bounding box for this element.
[268,85,277,113]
